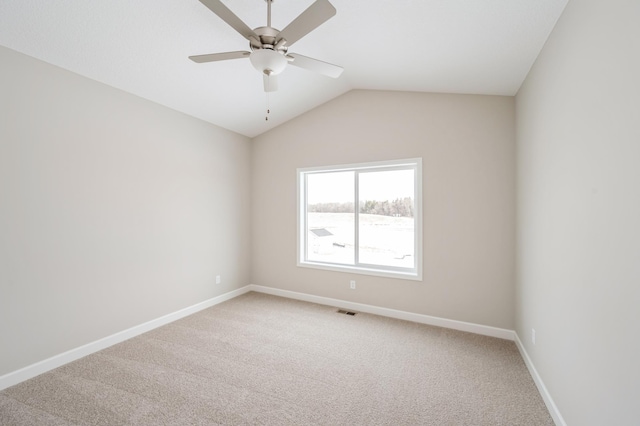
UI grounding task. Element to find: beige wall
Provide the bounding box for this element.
[0,46,252,376]
[251,90,516,329]
[516,0,640,424]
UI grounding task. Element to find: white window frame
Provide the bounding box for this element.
[297,158,422,281]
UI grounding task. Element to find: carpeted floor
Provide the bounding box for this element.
[0,292,554,425]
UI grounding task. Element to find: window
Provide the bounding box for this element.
[297,158,422,280]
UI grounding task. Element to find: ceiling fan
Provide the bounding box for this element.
[189,0,343,92]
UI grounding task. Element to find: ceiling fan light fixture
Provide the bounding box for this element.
[250,49,288,75]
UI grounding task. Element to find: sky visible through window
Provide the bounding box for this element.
[307,169,414,205]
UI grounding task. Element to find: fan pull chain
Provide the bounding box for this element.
[265,87,270,121]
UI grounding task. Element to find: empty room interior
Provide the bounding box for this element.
[1,0,638,425]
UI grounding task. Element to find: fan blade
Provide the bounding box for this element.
[263,74,278,92]
[199,0,257,41]
[277,0,336,47]
[287,53,343,78]
[189,51,250,63]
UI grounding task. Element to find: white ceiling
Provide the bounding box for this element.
[0,0,567,138]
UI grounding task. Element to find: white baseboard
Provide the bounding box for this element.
[514,333,566,426]
[0,286,251,391]
[248,284,515,341]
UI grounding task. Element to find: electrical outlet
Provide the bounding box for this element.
[532,328,536,345]
[350,280,356,290]
[216,275,221,285]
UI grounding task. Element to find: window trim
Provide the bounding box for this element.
[297,158,423,281]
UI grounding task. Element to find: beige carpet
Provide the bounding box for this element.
[0,292,553,425]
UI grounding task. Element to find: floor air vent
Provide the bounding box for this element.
[337,309,357,316]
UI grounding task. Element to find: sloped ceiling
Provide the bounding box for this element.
[0,0,567,137]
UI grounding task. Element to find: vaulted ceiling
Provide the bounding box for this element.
[0,0,567,137]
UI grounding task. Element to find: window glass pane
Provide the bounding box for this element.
[358,169,415,268]
[306,171,355,265]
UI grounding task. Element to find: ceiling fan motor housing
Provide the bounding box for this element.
[249,26,289,75]
[250,26,286,51]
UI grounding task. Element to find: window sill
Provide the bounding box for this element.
[297,260,422,281]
